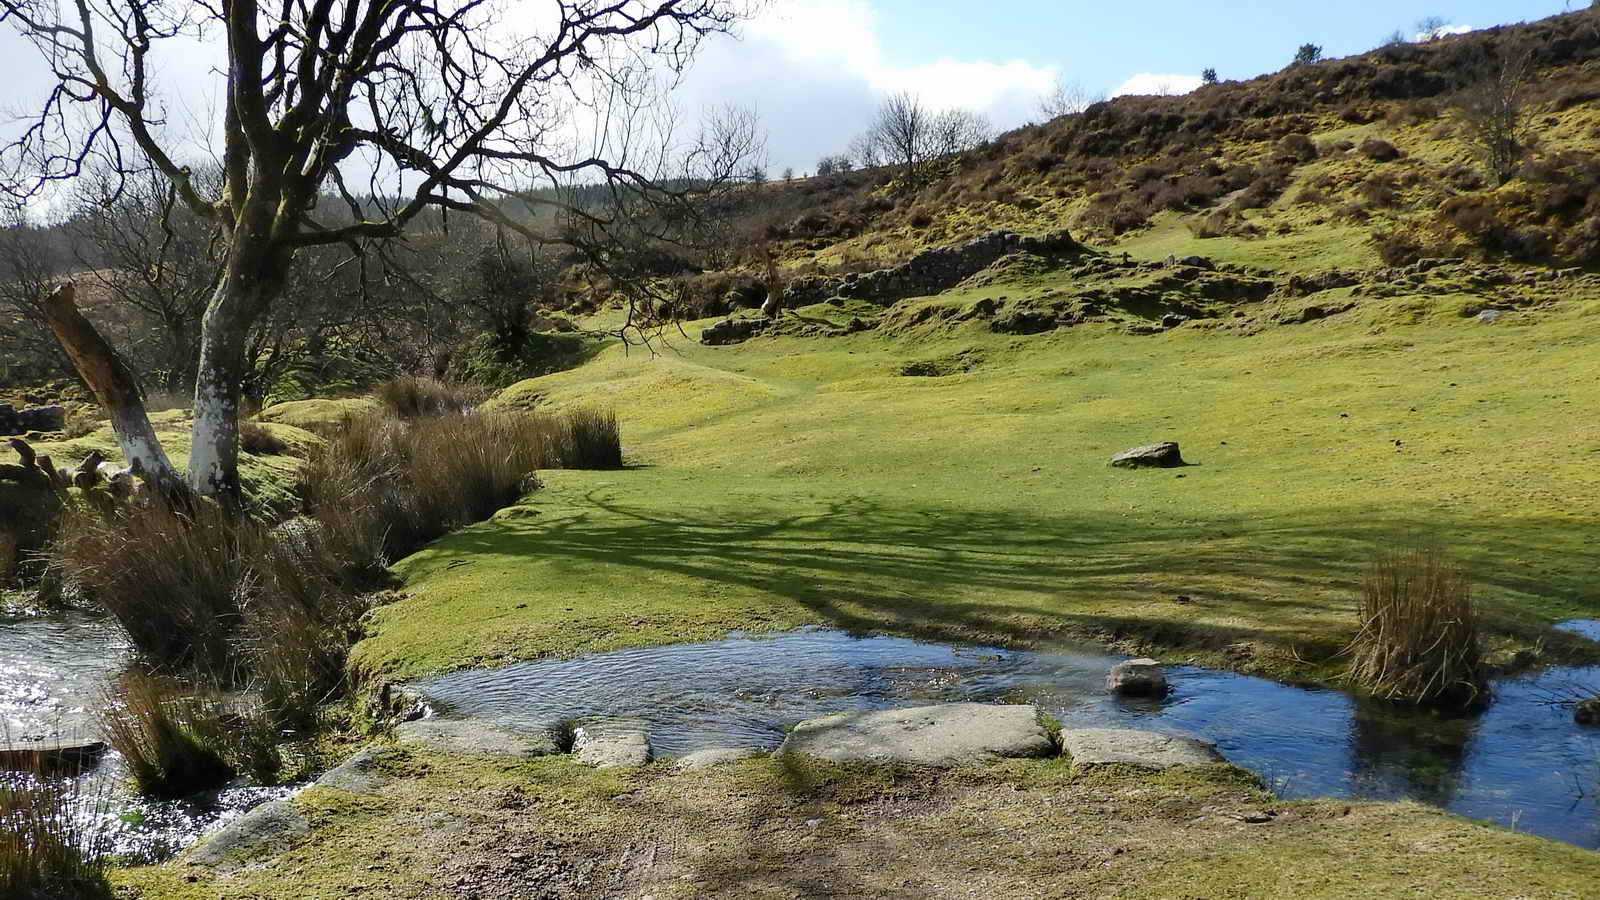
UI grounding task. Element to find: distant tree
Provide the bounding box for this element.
[848,133,883,169]
[817,156,838,177]
[1416,16,1449,41]
[1381,29,1410,47]
[1039,77,1101,118]
[782,166,796,181]
[1201,68,1219,85]
[1455,46,1534,186]
[745,164,769,185]
[834,155,855,174]
[861,92,989,187]
[1293,43,1324,66]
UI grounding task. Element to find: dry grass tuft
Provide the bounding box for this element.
[0,760,110,899]
[238,420,289,456]
[375,376,488,419]
[1347,547,1485,708]
[96,672,235,799]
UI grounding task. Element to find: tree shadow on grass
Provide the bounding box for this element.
[431,486,1600,665]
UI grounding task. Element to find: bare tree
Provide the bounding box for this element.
[0,0,757,501]
[1455,46,1533,186]
[859,92,988,187]
[0,206,69,386]
[1416,16,1450,41]
[848,133,882,170]
[1039,77,1100,118]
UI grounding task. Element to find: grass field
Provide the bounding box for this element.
[350,263,1600,686]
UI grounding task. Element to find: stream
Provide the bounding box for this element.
[5,614,1600,857]
[0,611,290,862]
[417,625,1600,850]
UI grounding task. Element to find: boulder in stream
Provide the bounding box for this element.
[779,703,1055,767]
[1575,698,1600,726]
[1105,658,1168,697]
[1060,728,1222,770]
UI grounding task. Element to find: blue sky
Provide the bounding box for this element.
[676,0,1579,170]
[0,1,1580,186]
[867,1,1576,82]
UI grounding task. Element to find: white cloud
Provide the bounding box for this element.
[1415,23,1474,41]
[1109,73,1203,98]
[689,0,1055,168]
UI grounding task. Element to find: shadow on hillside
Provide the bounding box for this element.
[442,490,1600,657]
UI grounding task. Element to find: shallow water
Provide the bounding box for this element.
[0,611,127,741]
[417,625,1600,849]
[0,612,289,862]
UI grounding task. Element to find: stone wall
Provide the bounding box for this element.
[0,404,66,436]
[785,229,1081,309]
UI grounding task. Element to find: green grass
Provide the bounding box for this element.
[350,274,1600,684]
[25,410,318,516]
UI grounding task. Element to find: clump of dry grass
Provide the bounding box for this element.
[96,672,236,799]
[238,420,289,456]
[1346,547,1485,708]
[374,376,488,419]
[0,762,110,899]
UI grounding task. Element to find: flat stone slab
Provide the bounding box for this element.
[1060,728,1223,769]
[673,747,761,772]
[0,740,107,775]
[573,723,651,768]
[779,703,1054,767]
[314,745,396,795]
[395,718,560,758]
[183,798,310,871]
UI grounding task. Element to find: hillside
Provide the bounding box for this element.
[653,6,1600,319]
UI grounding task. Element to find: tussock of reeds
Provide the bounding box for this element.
[0,762,110,900]
[1346,547,1486,708]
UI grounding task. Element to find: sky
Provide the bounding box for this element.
[0,0,1581,185]
[676,0,1578,170]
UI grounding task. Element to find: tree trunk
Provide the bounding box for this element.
[188,239,287,500]
[40,283,189,501]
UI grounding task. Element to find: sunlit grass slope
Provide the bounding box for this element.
[353,278,1600,683]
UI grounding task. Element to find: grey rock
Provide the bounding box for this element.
[1110,442,1187,469]
[672,747,761,772]
[395,717,560,757]
[1477,309,1503,324]
[573,722,651,768]
[314,745,395,795]
[990,310,1057,335]
[700,316,771,346]
[1575,699,1600,726]
[183,799,310,871]
[1060,728,1223,769]
[1160,314,1189,329]
[779,703,1054,767]
[1106,658,1168,697]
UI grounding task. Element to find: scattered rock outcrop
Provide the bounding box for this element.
[1059,728,1223,769]
[1106,658,1169,697]
[784,229,1080,310]
[1109,442,1187,469]
[700,316,772,346]
[0,404,65,436]
[779,703,1055,767]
